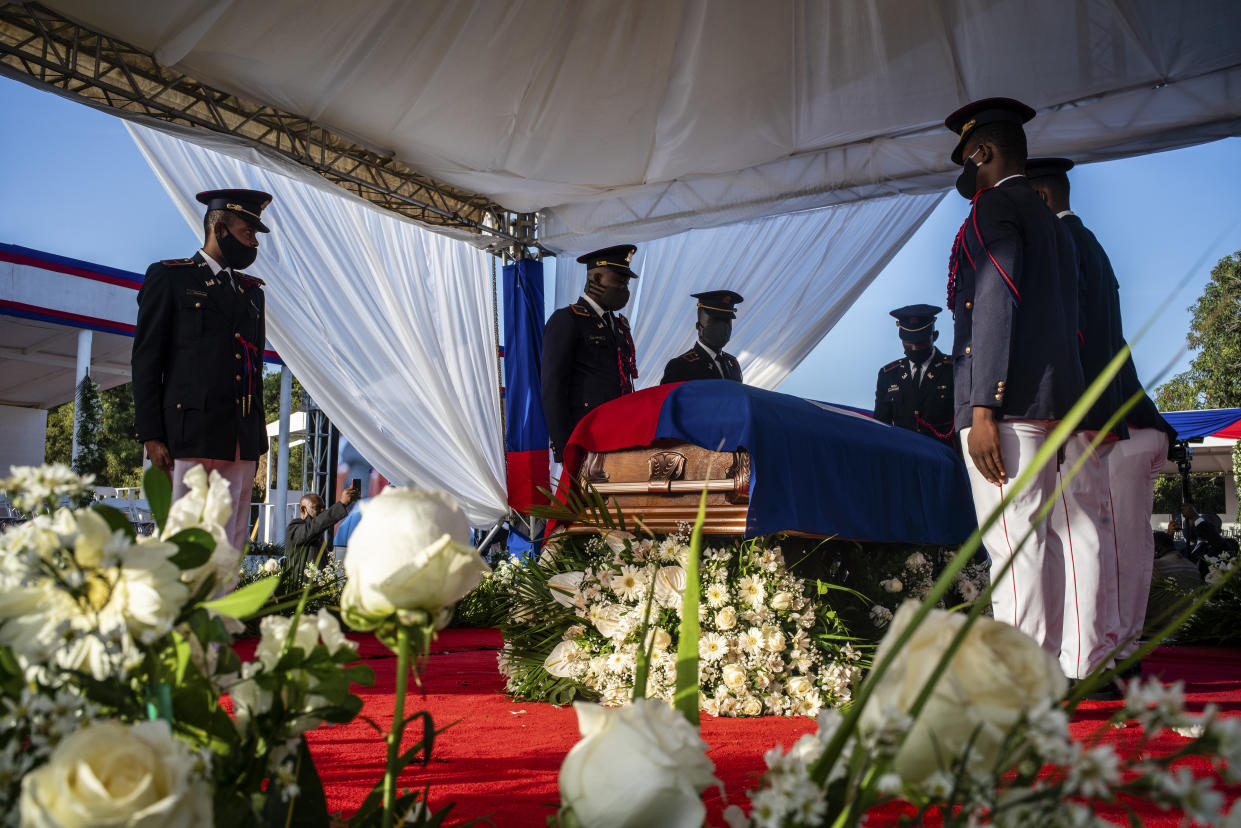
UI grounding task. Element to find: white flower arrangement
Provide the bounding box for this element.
[499,531,863,716]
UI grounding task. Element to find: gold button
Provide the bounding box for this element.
[234,332,242,340]
[176,403,182,409]
[995,394,1003,401]
[235,353,241,359]
[235,374,241,381]
[964,346,971,355]
[194,302,201,308]
[965,301,973,310]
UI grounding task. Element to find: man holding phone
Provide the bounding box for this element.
[286,480,361,568]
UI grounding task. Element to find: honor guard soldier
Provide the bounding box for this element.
[1028,156,1179,681]
[946,99,1117,681]
[131,189,272,558]
[541,244,640,463]
[873,304,954,447]
[660,290,744,384]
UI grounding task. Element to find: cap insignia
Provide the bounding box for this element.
[960,118,976,136]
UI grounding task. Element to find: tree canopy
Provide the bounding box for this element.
[1157,251,1241,411]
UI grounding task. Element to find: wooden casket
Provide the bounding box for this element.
[570,438,751,535]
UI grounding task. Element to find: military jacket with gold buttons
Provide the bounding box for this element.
[540,297,637,460]
[131,251,268,461]
[660,342,743,384]
[873,349,955,447]
[946,177,1085,431]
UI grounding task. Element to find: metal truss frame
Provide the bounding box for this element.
[0,1,541,252]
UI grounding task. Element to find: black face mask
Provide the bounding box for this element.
[955,158,979,200]
[903,343,933,362]
[217,226,258,270]
[699,321,731,351]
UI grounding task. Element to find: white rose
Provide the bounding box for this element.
[261,558,280,575]
[340,488,489,628]
[654,565,687,608]
[722,663,748,693]
[161,464,240,594]
[590,603,629,640]
[740,696,763,717]
[645,627,672,651]
[860,602,1067,786]
[787,675,814,697]
[762,626,786,653]
[714,607,738,630]
[560,699,718,828]
[20,720,211,827]
[548,571,586,608]
[771,592,793,611]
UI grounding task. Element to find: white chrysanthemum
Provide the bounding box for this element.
[738,575,766,608]
[739,627,764,654]
[700,632,728,662]
[611,564,646,601]
[705,582,730,608]
[1,463,94,512]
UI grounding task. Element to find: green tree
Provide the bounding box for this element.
[1156,251,1241,519]
[46,381,143,488]
[71,375,105,481]
[256,367,305,500]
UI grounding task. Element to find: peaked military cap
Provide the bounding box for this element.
[890,304,941,343]
[196,189,273,233]
[1025,156,1075,180]
[692,289,744,319]
[577,244,639,278]
[944,97,1036,165]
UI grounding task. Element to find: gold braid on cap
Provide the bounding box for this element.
[897,319,934,333]
[960,118,976,136]
[225,202,265,223]
[697,302,735,313]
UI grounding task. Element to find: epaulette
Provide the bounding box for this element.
[881,359,904,373]
[235,272,265,288]
[616,314,630,330]
[570,303,591,317]
[681,350,701,363]
[160,258,196,266]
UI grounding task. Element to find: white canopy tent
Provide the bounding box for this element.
[24,1,1241,525]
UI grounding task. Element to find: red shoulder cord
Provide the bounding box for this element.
[237,333,261,415]
[946,197,979,310]
[617,327,638,394]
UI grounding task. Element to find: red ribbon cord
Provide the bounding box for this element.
[915,413,956,440]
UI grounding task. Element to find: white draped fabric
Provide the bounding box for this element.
[47,0,1241,249]
[126,122,508,526]
[557,192,944,390]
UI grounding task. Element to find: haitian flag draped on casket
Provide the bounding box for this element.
[563,381,976,544]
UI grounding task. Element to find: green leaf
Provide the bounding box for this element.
[166,528,215,570]
[144,464,172,530]
[200,576,280,619]
[91,503,136,541]
[673,486,706,727]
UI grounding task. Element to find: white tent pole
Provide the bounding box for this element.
[275,365,292,547]
[70,328,92,464]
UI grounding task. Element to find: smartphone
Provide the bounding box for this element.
[350,478,362,493]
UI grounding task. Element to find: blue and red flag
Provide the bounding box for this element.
[502,259,550,512]
[563,381,976,544]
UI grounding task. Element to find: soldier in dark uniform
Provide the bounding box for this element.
[1027,156,1179,678]
[540,244,640,462]
[872,304,954,447]
[945,98,1116,680]
[131,189,272,554]
[660,290,744,384]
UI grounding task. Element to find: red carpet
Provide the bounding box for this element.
[230,631,1241,826]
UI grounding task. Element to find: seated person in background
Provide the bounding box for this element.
[1181,504,1239,573]
[1147,530,1203,633]
[287,483,359,566]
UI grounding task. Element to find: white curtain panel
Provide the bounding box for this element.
[127,122,508,526]
[557,191,944,391]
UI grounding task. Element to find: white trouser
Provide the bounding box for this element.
[1052,432,1120,679]
[962,421,1066,661]
[173,444,257,554]
[1106,427,1169,658]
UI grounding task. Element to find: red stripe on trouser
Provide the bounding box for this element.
[1058,472,1082,677]
[998,482,1017,627]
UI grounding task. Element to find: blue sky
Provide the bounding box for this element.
[2,75,1239,409]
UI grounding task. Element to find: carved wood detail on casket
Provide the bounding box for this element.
[647,451,687,492]
[579,451,609,484]
[726,450,751,505]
